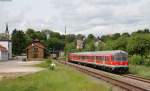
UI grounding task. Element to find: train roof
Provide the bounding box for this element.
[71,50,128,56]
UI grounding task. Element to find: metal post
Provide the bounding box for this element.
[65,26,67,63]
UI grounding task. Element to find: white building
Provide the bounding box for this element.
[76,39,84,50]
[0,44,8,60]
[0,24,12,60]
[0,40,12,59]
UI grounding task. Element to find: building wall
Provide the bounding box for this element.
[0,41,12,59]
[27,43,44,59]
[76,40,83,49]
[0,51,8,61]
[1,51,8,60]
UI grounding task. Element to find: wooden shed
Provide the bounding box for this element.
[26,39,46,60]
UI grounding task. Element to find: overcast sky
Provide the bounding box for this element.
[0,0,150,36]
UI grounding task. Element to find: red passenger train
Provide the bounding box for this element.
[68,50,129,73]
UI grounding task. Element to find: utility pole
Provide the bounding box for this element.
[65,26,67,63]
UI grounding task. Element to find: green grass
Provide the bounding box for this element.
[35,59,52,68]
[0,61,110,91]
[129,65,150,78]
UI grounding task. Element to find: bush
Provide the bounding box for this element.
[144,58,150,66]
[129,55,143,65]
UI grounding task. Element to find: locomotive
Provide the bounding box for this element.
[68,50,129,73]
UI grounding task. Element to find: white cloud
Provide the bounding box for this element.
[0,0,150,36]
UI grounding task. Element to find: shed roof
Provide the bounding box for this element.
[25,39,45,50]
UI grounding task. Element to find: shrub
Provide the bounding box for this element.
[129,55,143,65]
[144,58,150,66]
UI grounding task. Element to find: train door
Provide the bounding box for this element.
[102,56,105,66]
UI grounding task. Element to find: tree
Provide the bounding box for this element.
[127,34,150,57]
[11,29,27,55]
[144,29,150,33]
[113,36,128,51]
[122,32,130,37]
[66,34,76,43]
[84,34,96,51]
[76,34,85,40]
[65,42,76,52]
[111,33,121,40]
[47,38,65,52]
[26,28,36,39]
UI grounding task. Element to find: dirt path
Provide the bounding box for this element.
[0,60,45,79]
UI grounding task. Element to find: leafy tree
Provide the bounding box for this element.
[26,28,37,39]
[66,34,76,43]
[111,33,121,40]
[144,28,150,33]
[50,31,61,39]
[84,34,96,51]
[65,42,76,52]
[76,34,85,40]
[127,34,150,57]
[11,29,27,55]
[122,32,130,37]
[47,38,65,52]
[113,36,128,51]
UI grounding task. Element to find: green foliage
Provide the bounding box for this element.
[129,55,143,65]
[85,40,95,51]
[129,65,150,78]
[144,58,150,66]
[47,38,65,51]
[101,30,150,59]
[65,42,76,52]
[113,36,128,51]
[127,34,150,56]
[66,34,76,42]
[84,34,96,51]
[12,30,27,55]
[26,28,37,39]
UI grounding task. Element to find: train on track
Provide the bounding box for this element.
[68,50,129,73]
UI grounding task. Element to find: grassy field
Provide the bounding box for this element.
[0,60,110,91]
[129,65,150,78]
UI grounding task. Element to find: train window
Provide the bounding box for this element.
[103,56,106,61]
[96,56,103,62]
[114,56,127,61]
[84,56,88,60]
[122,56,127,61]
[89,56,94,60]
[105,56,109,61]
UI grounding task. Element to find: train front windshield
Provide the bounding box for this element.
[114,53,128,61]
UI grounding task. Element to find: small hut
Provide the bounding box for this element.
[26,39,46,61]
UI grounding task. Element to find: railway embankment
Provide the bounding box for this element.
[129,65,150,79]
[59,60,150,91]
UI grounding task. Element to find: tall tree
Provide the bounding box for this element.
[11,29,27,55]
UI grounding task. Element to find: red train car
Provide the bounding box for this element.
[68,50,128,73]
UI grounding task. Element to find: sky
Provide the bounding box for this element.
[0,0,150,36]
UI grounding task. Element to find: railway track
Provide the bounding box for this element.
[59,61,150,91]
[122,74,150,84]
